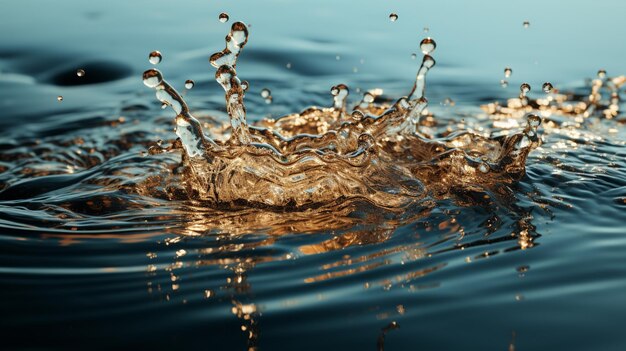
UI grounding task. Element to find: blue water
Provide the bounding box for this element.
[1,1,625,350]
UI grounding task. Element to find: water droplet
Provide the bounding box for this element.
[76,69,85,77]
[219,13,229,23]
[423,27,429,33]
[442,97,455,106]
[149,51,162,65]
[597,69,607,79]
[185,79,195,89]
[261,88,271,98]
[143,69,163,88]
[504,67,512,78]
[520,83,531,95]
[286,62,292,69]
[351,110,365,121]
[542,82,553,93]
[336,55,341,61]
[500,79,509,88]
[523,21,530,28]
[161,103,167,109]
[57,95,63,102]
[420,37,436,55]
[389,13,398,22]
[241,80,249,91]
[411,53,417,60]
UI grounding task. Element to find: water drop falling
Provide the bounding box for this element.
[542,82,553,93]
[423,27,429,33]
[76,69,85,77]
[500,80,508,88]
[286,62,292,69]
[523,21,530,28]
[57,95,63,102]
[149,51,162,65]
[411,53,417,60]
[336,55,341,61]
[389,13,398,22]
[185,80,195,89]
[520,83,531,95]
[219,13,229,23]
[420,38,436,55]
[261,88,271,99]
[504,67,512,78]
[597,69,607,79]
[241,80,249,91]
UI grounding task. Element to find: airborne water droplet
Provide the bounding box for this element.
[597,69,607,79]
[76,69,85,77]
[261,88,271,98]
[241,80,249,91]
[219,13,229,23]
[542,82,553,93]
[504,67,512,78]
[423,27,429,33]
[500,80,508,88]
[420,38,436,55]
[411,53,417,60]
[520,83,531,95]
[185,79,195,89]
[523,21,530,28]
[286,62,292,69]
[57,95,63,102]
[149,51,162,65]
[389,13,398,22]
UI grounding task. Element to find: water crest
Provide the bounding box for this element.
[142,22,543,209]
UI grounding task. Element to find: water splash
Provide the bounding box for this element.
[142,21,543,209]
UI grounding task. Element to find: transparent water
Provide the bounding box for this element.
[1,1,625,350]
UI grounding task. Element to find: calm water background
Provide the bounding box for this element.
[1,1,625,350]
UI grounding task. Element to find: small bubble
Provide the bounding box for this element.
[76,69,85,77]
[335,55,341,61]
[597,69,607,79]
[520,83,531,94]
[500,79,509,88]
[420,37,436,55]
[286,62,292,69]
[504,67,512,78]
[185,79,195,89]
[542,82,553,93]
[57,95,63,102]
[219,13,229,23]
[523,21,530,28]
[411,53,417,60]
[261,88,271,98]
[389,13,398,22]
